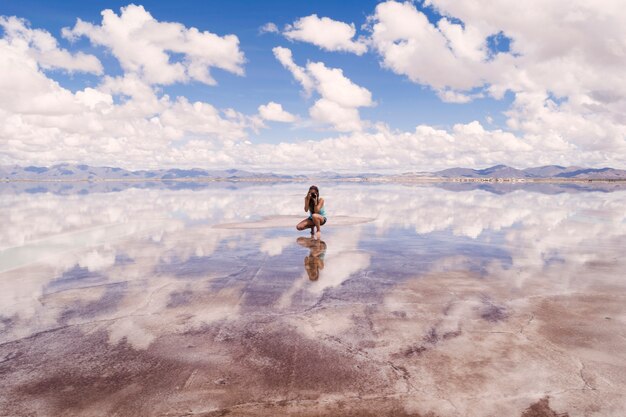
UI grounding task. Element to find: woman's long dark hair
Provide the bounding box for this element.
[308,185,319,213]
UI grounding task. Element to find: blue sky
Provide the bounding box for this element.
[0,0,624,171]
[1,0,511,143]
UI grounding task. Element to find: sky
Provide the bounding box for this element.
[0,0,624,173]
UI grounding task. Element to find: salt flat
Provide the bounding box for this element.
[1,182,625,416]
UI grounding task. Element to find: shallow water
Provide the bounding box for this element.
[1,182,625,416]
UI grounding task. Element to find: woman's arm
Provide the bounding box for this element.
[315,197,324,213]
[304,195,310,212]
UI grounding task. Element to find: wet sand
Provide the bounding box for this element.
[1,182,625,416]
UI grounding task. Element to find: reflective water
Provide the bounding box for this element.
[1,182,625,416]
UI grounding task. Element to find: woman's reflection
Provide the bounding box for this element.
[297,237,327,281]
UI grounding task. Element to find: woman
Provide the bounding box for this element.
[297,237,327,281]
[296,185,327,239]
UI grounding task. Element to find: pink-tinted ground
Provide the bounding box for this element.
[1,182,625,416]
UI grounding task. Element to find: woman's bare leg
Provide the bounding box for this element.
[296,218,315,235]
[312,214,323,239]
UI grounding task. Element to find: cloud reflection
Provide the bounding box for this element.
[1,182,625,352]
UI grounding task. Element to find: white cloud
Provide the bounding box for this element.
[0,16,102,74]
[308,99,363,132]
[283,14,367,55]
[75,88,114,110]
[258,101,296,123]
[367,1,485,91]
[62,4,244,85]
[306,62,373,108]
[272,46,315,95]
[436,17,486,62]
[367,0,626,157]
[0,36,83,117]
[219,122,559,173]
[272,47,373,132]
[118,119,609,173]
[259,22,279,34]
[160,97,250,140]
[0,2,624,171]
[0,26,620,173]
[436,89,474,104]
[0,33,255,167]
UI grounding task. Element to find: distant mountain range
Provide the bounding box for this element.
[0,164,302,181]
[1,163,625,181]
[432,164,626,180]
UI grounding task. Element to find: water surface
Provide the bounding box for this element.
[1,182,625,416]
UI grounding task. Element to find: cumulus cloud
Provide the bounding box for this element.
[272,47,373,132]
[62,4,244,85]
[436,89,477,104]
[259,22,279,34]
[272,46,315,95]
[0,31,255,167]
[0,16,102,74]
[366,0,626,156]
[258,101,296,123]
[283,14,367,55]
[216,122,569,173]
[0,2,625,171]
[366,1,486,91]
[0,25,618,173]
[306,62,372,108]
[308,99,363,132]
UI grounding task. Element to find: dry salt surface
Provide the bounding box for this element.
[0,182,625,417]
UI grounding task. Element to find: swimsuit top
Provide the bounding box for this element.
[310,206,327,217]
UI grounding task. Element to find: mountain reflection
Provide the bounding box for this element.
[2,180,625,196]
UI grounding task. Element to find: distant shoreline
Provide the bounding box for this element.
[4,164,625,183]
[376,176,626,184]
[2,177,626,184]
